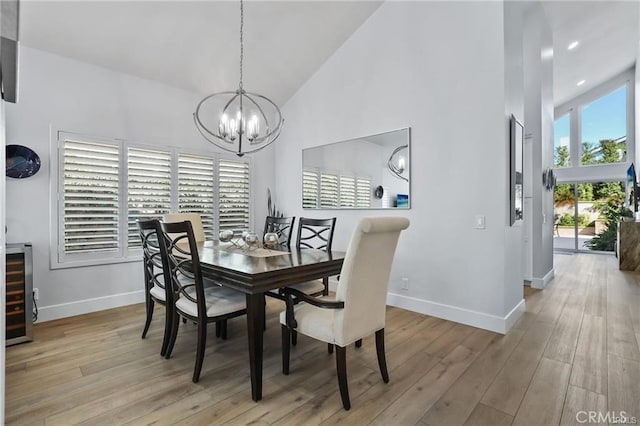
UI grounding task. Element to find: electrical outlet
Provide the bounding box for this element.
[401,277,409,290]
[33,288,39,301]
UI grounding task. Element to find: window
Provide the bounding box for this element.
[580,85,627,165]
[178,154,215,240]
[339,176,356,208]
[554,114,570,168]
[218,159,250,231]
[127,147,172,248]
[302,170,319,208]
[319,173,339,208]
[62,139,120,255]
[553,72,633,174]
[56,133,251,267]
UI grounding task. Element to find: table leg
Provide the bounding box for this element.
[246,293,265,401]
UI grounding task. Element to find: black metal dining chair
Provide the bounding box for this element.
[159,220,247,383]
[263,216,296,248]
[138,219,173,356]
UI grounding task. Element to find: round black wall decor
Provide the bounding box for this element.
[6,145,41,178]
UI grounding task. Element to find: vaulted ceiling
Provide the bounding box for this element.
[19,1,639,108]
[20,1,382,106]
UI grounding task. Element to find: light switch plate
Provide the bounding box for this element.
[475,215,486,229]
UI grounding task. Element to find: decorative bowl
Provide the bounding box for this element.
[243,232,260,247]
[263,232,279,248]
[219,230,234,242]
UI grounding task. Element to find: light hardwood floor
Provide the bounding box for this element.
[6,253,640,425]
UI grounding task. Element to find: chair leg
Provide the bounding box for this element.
[375,329,389,383]
[215,321,222,338]
[142,299,154,338]
[292,330,298,346]
[355,339,362,348]
[328,343,334,354]
[281,324,291,375]
[160,303,172,357]
[165,310,180,359]
[193,321,207,383]
[335,345,351,410]
[323,277,329,296]
[221,320,228,340]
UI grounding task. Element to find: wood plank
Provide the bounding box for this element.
[512,357,571,426]
[559,385,607,426]
[462,403,513,426]
[421,329,525,425]
[607,353,640,415]
[371,337,491,426]
[570,314,607,394]
[480,321,554,415]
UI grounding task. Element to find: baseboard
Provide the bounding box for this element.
[531,268,555,289]
[386,293,526,334]
[38,290,145,323]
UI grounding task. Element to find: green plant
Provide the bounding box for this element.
[584,205,633,251]
[557,213,591,227]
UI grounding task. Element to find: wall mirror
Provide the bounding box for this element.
[302,128,411,209]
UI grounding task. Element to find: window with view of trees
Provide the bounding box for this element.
[554,114,570,168]
[57,134,250,267]
[552,74,633,252]
[580,86,627,165]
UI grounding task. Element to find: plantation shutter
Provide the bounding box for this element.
[178,154,215,239]
[356,176,372,208]
[302,170,319,208]
[339,176,356,208]
[127,147,172,248]
[320,173,339,208]
[218,159,250,231]
[63,139,120,254]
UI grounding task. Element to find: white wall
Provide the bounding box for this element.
[275,1,524,333]
[524,4,555,289]
[5,46,274,321]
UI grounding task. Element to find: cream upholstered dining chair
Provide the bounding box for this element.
[280,216,409,410]
[163,212,206,242]
[137,219,173,356]
[159,220,247,383]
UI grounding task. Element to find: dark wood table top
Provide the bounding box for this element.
[195,241,345,294]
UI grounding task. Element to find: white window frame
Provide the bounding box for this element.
[554,69,635,184]
[49,130,252,269]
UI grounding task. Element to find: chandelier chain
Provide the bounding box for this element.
[239,0,244,91]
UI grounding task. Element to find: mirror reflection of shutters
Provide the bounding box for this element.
[320,173,339,208]
[339,176,356,208]
[302,170,319,208]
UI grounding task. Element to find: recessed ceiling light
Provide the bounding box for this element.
[568,41,579,50]
[577,80,586,86]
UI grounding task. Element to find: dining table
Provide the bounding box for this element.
[195,240,346,401]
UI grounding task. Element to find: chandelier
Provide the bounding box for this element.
[194,0,284,157]
[387,145,408,182]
